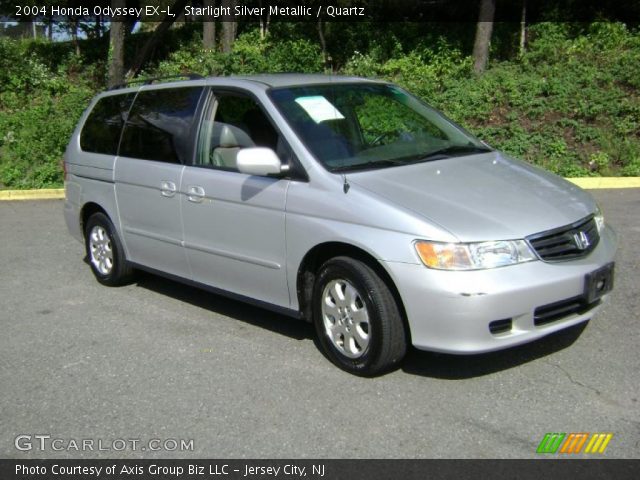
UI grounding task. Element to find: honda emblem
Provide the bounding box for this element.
[573,231,590,250]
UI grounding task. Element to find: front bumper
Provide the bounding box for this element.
[384,224,617,354]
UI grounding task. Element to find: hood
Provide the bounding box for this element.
[347,152,595,242]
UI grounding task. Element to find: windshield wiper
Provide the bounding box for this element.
[416,144,492,162]
[330,145,491,172]
[331,159,406,173]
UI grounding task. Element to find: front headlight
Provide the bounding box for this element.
[414,239,537,270]
[594,206,605,233]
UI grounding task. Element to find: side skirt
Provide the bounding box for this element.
[128,261,305,320]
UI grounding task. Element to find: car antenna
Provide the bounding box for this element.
[343,174,350,193]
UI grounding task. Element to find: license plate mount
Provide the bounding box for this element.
[584,262,615,304]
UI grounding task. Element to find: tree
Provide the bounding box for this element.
[221,0,237,53]
[258,0,270,39]
[203,0,216,50]
[79,15,106,39]
[46,16,54,41]
[125,0,189,79]
[519,0,527,56]
[472,0,496,74]
[107,0,127,88]
[20,17,36,39]
[317,18,327,69]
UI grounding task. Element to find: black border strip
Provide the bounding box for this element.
[2,0,640,22]
[2,459,639,480]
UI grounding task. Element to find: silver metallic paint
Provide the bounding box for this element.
[64,75,618,354]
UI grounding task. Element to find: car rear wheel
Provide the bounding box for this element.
[85,212,133,286]
[313,256,406,376]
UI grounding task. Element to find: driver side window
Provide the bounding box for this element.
[196,92,284,171]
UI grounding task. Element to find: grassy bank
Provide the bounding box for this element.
[1,22,638,189]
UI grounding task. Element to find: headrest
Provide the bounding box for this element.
[219,124,238,147]
[213,123,254,148]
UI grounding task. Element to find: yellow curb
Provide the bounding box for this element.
[1,177,639,201]
[0,188,65,200]
[566,177,640,189]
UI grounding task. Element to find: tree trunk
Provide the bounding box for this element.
[317,18,327,69]
[472,0,496,74]
[126,0,189,79]
[48,16,53,41]
[259,0,270,39]
[72,17,80,55]
[107,0,126,88]
[221,0,237,53]
[519,0,527,56]
[95,14,102,39]
[203,0,216,50]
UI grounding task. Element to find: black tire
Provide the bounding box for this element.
[84,212,133,286]
[313,256,406,376]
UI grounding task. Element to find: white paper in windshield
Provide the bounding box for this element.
[294,96,345,123]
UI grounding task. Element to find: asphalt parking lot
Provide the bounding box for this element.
[0,189,638,459]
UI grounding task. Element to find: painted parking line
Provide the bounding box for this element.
[0,188,65,201]
[566,177,640,189]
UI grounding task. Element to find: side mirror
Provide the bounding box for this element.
[237,147,287,176]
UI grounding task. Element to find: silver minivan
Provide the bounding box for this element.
[64,74,616,375]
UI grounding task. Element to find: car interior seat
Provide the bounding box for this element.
[211,123,255,169]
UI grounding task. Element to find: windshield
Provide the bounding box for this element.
[268,83,489,173]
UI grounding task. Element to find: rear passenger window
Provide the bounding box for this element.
[80,94,134,155]
[120,87,203,164]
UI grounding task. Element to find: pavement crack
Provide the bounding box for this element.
[544,359,602,395]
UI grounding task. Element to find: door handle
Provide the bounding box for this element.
[160,180,177,198]
[187,185,206,203]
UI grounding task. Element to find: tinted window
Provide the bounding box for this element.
[120,87,203,164]
[80,94,134,155]
[196,93,282,170]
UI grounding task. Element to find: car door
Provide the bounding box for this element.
[181,90,291,307]
[115,85,204,278]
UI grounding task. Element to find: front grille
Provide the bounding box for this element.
[527,216,599,261]
[534,296,600,326]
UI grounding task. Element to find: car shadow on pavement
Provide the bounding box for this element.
[133,271,314,341]
[129,269,589,379]
[401,322,588,379]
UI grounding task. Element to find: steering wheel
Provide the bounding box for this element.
[371,131,395,146]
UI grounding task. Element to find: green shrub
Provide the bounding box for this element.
[1,22,639,189]
[0,38,51,94]
[0,40,93,189]
[152,31,323,77]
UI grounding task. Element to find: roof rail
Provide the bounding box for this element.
[108,73,205,91]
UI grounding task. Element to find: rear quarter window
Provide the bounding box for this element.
[119,87,204,164]
[80,93,135,155]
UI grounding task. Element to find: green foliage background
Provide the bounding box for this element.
[1,21,639,188]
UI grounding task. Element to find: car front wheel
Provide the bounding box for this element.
[313,256,407,376]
